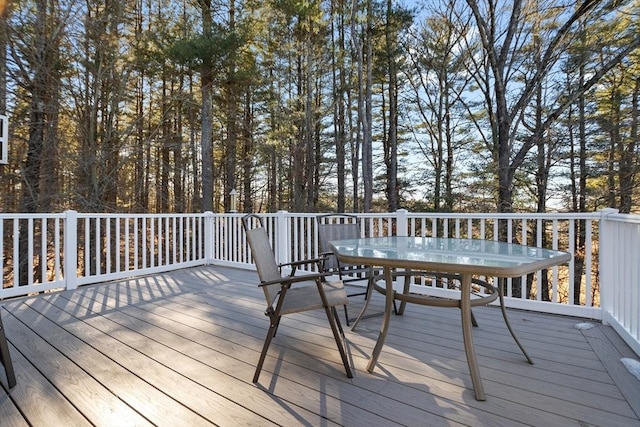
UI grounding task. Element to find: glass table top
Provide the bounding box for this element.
[329,236,572,277]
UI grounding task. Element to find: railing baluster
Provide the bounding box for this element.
[12,219,18,288]
[124,218,130,272]
[96,217,101,275]
[106,217,111,274]
[536,219,543,302]
[115,217,120,273]
[568,218,575,305]
[163,216,167,266]
[156,217,161,267]
[552,219,559,303]
[585,219,593,307]
[54,217,60,282]
[27,218,34,285]
[171,216,176,265]
[41,218,47,284]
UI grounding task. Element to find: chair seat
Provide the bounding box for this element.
[280,280,348,315]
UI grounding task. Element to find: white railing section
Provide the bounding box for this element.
[247,210,601,319]
[599,209,640,356]
[1,208,639,356]
[400,211,601,319]
[75,212,207,286]
[1,211,207,298]
[0,213,67,298]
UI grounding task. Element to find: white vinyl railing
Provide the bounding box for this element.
[0,213,67,298]
[247,211,601,316]
[0,211,207,298]
[1,209,638,355]
[599,209,640,356]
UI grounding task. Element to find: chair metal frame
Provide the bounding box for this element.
[242,214,353,383]
[316,213,395,330]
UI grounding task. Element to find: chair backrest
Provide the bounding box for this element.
[317,214,361,271]
[242,215,281,306]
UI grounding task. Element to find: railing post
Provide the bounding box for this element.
[64,210,78,290]
[396,209,409,237]
[204,211,214,264]
[598,208,618,326]
[276,210,289,265]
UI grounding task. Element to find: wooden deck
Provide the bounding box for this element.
[1,265,639,427]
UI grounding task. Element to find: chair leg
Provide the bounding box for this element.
[253,320,278,383]
[333,306,348,338]
[272,315,282,337]
[324,306,353,378]
[0,315,16,389]
[343,304,350,327]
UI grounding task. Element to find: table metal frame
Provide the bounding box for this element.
[330,236,571,401]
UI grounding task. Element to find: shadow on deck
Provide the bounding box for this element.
[1,265,639,426]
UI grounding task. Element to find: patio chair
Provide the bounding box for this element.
[0,311,17,389]
[317,214,395,329]
[242,214,353,383]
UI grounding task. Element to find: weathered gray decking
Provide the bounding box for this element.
[0,265,639,427]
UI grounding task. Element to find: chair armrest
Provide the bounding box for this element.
[279,256,327,269]
[279,256,328,276]
[259,271,333,287]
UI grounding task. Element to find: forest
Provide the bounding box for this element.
[0,0,639,215]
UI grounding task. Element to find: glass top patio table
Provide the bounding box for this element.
[330,236,572,401]
[328,236,571,277]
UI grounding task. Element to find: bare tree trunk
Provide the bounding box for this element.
[606,93,619,208]
[160,74,171,213]
[224,0,237,213]
[174,74,185,213]
[188,73,200,212]
[444,88,454,211]
[362,0,373,213]
[618,78,638,213]
[242,89,253,213]
[385,0,398,212]
[313,81,322,208]
[351,0,372,213]
[331,0,347,212]
[304,30,314,211]
[199,0,214,212]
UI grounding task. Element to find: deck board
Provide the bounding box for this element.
[0,265,639,427]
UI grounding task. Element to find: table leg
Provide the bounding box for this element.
[396,272,411,315]
[460,273,485,401]
[350,273,375,331]
[366,266,394,373]
[499,282,533,364]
